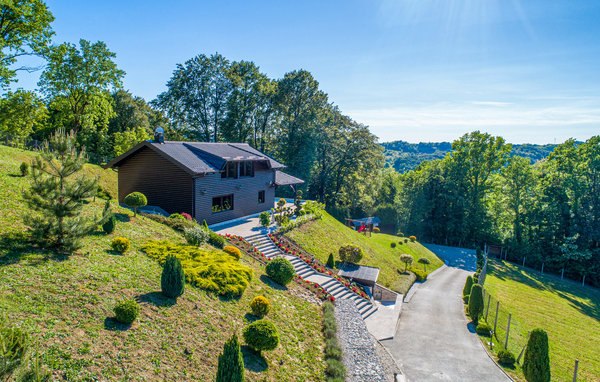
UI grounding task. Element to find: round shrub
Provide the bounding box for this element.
[409,235,417,242]
[123,192,147,216]
[161,255,185,298]
[19,162,29,176]
[111,237,130,254]
[250,296,271,318]
[476,321,492,336]
[259,211,270,227]
[184,225,210,246]
[325,338,343,360]
[265,257,295,286]
[102,214,116,234]
[390,242,397,248]
[325,358,346,379]
[223,245,242,260]
[180,212,192,221]
[208,231,226,248]
[468,284,484,324]
[169,213,186,221]
[113,299,139,324]
[404,238,409,243]
[242,319,279,352]
[338,244,364,264]
[497,349,516,366]
[523,328,550,382]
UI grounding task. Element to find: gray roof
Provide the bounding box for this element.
[105,141,286,175]
[338,263,380,283]
[274,171,305,186]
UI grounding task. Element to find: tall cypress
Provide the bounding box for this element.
[463,275,474,297]
[161,255,185,298]
[216,333,245,382]
[468,284,484,324]
[522,329,551,382]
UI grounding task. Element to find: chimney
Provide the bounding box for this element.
[154,126,164,143]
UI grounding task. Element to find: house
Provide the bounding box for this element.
[104,140,304,225]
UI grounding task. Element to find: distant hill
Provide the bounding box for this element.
[381,141,558,173]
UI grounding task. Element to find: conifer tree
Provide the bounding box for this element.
[161,255,185,298]
[23,129,99,252]
[216,333,245,382]
[523,328,551,382]
[326,253,335,268]
[463,275,474,297]
[468,284,484,324]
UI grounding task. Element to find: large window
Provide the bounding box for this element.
[221,162,238,179]
[212,194,234,213]
[240,161,254,177]
[258,190,265,204]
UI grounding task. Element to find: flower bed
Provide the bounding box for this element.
[268,233,369,300]
[220,233,334,302]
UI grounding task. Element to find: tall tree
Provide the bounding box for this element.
[0,0,54,87]
[0,88,47,142]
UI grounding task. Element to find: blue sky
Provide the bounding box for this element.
[16,0,600,143]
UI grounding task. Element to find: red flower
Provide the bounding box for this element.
[330,296,335,301]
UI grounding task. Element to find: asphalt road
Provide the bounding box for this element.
[383,244,510,382]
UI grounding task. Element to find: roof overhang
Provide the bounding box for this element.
[274,171,305,186]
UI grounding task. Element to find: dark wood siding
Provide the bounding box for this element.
[194,169,275,225]
[117,146,194,215]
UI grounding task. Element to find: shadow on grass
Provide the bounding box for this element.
[0,232,66,266]
[137,291,176,307]
[104,249,123,256]
[218,293,243,303]
[114,213,130,223]
[243,313,260,323]
[241,345,268,372]
[103,317,132,331]
[259,275,287,291]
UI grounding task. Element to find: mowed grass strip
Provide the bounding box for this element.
[0,145,326,381]
[484,259,600,381]
[285,212,443,294]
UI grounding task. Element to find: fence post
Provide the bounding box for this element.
[517,331,530,364]
[522,257,526,267]
[573,359,579,382]
[582,275,586,287]
[485,294,491,321]
[493,301,500,335]
[541,262,544,274]
[561,268,565,279]
[505,313,511,349]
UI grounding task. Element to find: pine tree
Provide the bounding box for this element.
[161,255,185,298]
[216,333,245,382]
[23,129,99,252]
[523,329,551,382]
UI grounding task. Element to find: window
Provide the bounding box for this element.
[221,162,238,179]
[258,190,265,204]
[212,194,234,213]
[240,161,254,177]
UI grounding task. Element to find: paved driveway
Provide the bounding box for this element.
[382,244,510,382]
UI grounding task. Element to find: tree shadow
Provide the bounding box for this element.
[103,317,132,331]
[104,249,122,256]
[0,232,64,266]
[259,275,287,291]
[466,322,477,333]
[244,313,260,323]
[136,291,176,307]
[114,213,130,223]
[218,293,243,303]
[7,173,22,178]
[241,345,268,372]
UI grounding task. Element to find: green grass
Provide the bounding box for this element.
[484,259,600,382]
[0,145,325,381]
[285,212,443,294]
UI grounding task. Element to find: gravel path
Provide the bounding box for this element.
[382,245,510,382]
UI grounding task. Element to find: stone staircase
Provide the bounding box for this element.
[245,232,378,319]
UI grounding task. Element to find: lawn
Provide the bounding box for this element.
[483,259,600,381]
[285,212,443,294]
[0,145,326,381]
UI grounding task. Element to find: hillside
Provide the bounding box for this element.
[381,140,558,172]
[484,259,600,381]
[0,145,325,381]
[285,212,444,294]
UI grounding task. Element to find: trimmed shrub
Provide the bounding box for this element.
[102,214,116,234]
[322,302,337,339]
[265,257,295,286]
[463,275,474,297]
[184,225,210,246]
[141,213,196,231]
[0,324,29,380]
[410,267,427,282]
[476,321,492,336]
[497,349,516,366]
[274,214,290,225]
[473,272,480,284]
[326,359,346,379]
[523,328,551,382]
[209,231,226,249]
[404,238,409,243]
[390,242,397,248]
[259,211,270,227]
[468,284,484,324]
[326,253,335,268]
[250,296,270,318]
[223,245,242,260]
[409,235,417,242]
[325,337,343,360]
[418,257,431,271]
[216,333,244,382]
[169,213,186,221]
[338,244,363,264]
[111,237,130,254]
[463,294,469,304]
[277,198,286,209]
[19,162,29,176]
[124,191,147,216]
[97,185,112,200]
[243,319,279,352]
[373,226,380,233]
[113,299,139,324]
[400,254,414,272]
[181,212,192,221]
[161,255,185,298]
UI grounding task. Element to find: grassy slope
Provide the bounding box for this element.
[485,259,600,381]
[286,212,444,294]
[0,145,325,381]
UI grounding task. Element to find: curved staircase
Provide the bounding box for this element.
[245,232,378,319]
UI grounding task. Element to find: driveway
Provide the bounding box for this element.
[382,244,510,382]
